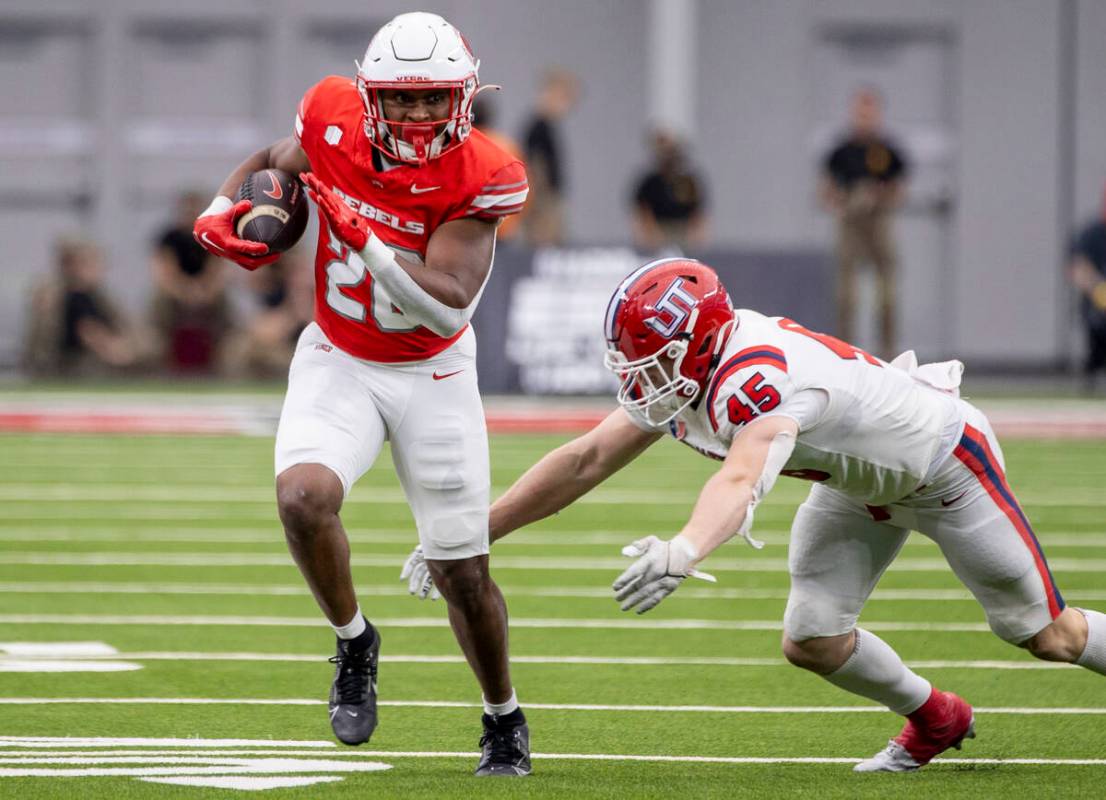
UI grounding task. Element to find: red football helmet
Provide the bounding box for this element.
[603,258,736,426]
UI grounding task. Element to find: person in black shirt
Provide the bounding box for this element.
[631,129,707,253]
[820,87,908,358]
[1067,186,1106,390]
[23,237,145,376]
[520,68,579,247]
[150,190,232,373]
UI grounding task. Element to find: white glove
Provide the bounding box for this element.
[612,535,701,614]
[399,545,440,601]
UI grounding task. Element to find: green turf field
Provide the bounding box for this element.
[1,431,1105,798]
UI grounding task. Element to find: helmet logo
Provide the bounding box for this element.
[645,278,698,338]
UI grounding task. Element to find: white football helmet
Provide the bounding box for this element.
[356,12,480,165]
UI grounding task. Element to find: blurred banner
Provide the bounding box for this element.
[472,245,832,394]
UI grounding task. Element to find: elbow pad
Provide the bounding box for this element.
[359,234,484,338]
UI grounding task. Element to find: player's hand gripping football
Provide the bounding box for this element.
[192,199,278,270]
[613,535,716,614]
[400,545,440,601]
[300,172,371,252]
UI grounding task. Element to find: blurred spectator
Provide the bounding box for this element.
[630,129,708,253]
[23,236,148,376]
[150,190,232,373]
[220,251,314,379]
[473,95,524,242]
[1067,184,1106,391]
[520,67,579,247]
[820,87,909,358]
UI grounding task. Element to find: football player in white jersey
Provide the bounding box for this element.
[404,257,1106,772]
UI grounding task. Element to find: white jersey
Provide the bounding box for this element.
[633,310,964,506]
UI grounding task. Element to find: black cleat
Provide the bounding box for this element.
[475,709,531,776]
[327,624,379,745]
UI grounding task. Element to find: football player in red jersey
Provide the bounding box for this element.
[193,12,530,776]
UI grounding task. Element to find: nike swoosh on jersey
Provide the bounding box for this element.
[432,370,463,381]
[411,184,441,194]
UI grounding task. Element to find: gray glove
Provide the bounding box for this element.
[399,545,440,601]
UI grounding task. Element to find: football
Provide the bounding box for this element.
[233,169,308,254]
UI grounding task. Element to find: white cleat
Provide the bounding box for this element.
[854,719,976,773]
[853,740,921,772]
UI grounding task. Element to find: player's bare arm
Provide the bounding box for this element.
[613,414,798,614]
[400,408,659,603]
[678,414,798,556]
[490,408,662,542]
[215,137,310,200]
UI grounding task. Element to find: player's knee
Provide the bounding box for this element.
[782,631,855,675]
[276,466,343,536]
[782,635,842,674]
[427,556,489,608]
[1023,611,1086,663]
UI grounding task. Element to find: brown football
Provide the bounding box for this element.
[234,169,308,254]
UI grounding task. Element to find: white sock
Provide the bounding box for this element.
[332,607,366,640]
[1076,608,1106,676]
[823,628,932,715]
[483,689,519,717]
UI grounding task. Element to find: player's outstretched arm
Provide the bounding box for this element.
[489,408,662,543]
[194,137,310,269]
[680,414,798,558]
[613,415,798,614]
[397,409,657,601]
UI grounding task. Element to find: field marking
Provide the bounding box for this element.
[0,650,1073,670]
[1,484,1103,507]
[138,777,346,790]
[6,527,1106,549]
[5,581,1106,605]
[5,748,1106,768]
[6,581,1106,604]
[2,740,1106,769]
[0,737,337,749]
[2,552,1105,573]
[0,612,1003,632]
[2,753,1106,772]
[1,698,1104,715]
[0,759,391,778]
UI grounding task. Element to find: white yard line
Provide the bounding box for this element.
[0,737,336,748]
[5,581,1106,604]
[0,650,1073,670]
[0,698,1103,715]
[0,752,1104,769]
[2,552,1104,573]
[1,484,1102,507]
[0,613,1002,632]
[8,528,1106,548]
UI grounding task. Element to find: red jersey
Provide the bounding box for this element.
[294,76,528,362]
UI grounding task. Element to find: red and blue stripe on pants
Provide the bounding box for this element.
[953,424,1065,619]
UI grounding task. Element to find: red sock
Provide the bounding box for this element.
[906,687,947,729]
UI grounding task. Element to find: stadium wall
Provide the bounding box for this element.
[0,0,1103,370]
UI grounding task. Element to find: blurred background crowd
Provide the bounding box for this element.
[4,0,1106,393]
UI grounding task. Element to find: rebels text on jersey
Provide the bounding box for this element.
[295,76,528,362]
[638,311,962,506]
